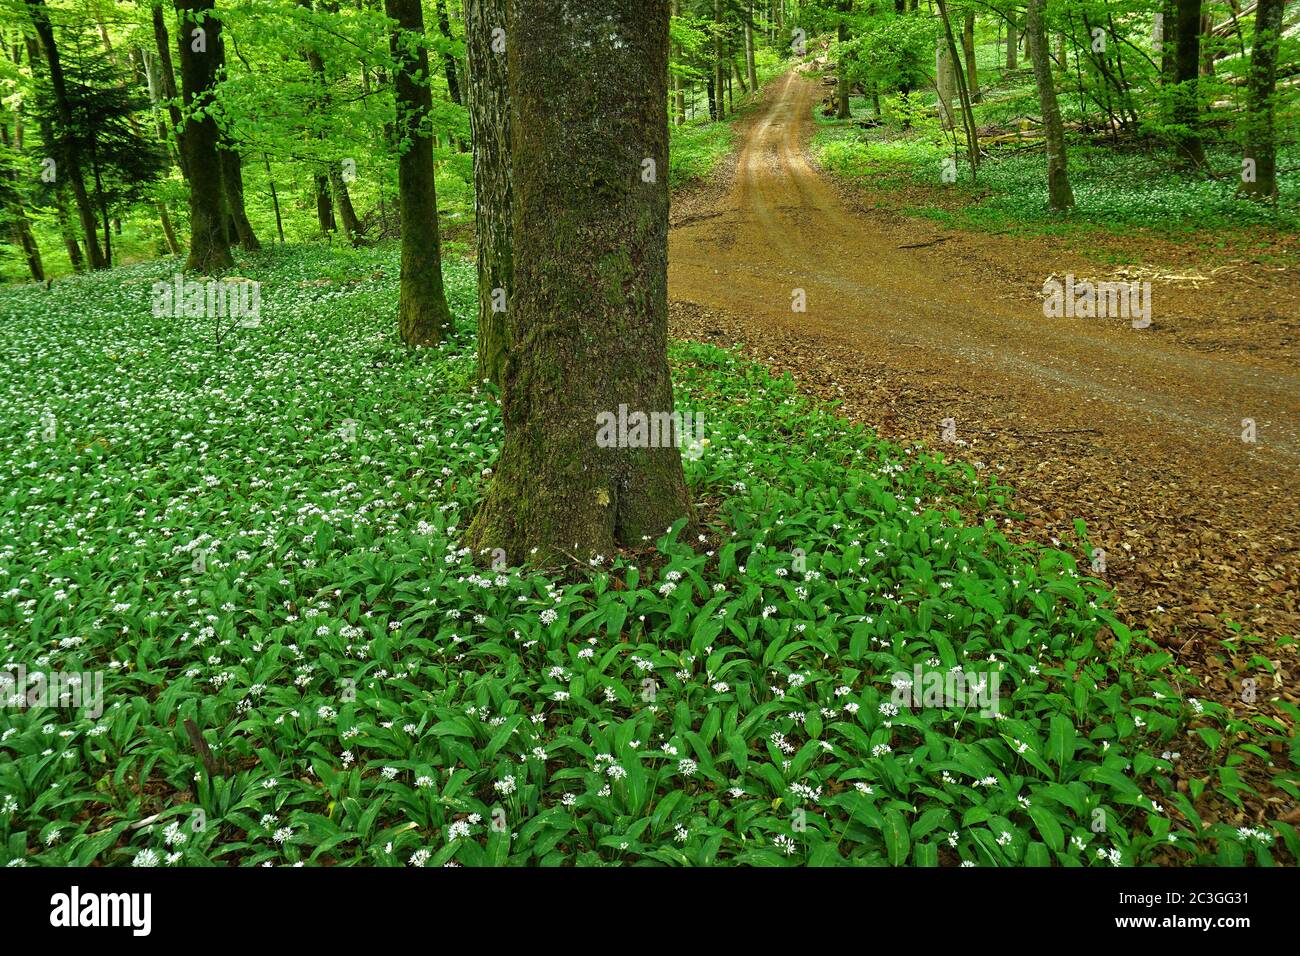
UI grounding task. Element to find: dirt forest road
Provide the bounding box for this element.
[669,70,1300,678]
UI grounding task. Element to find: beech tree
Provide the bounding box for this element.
[174,0,233,273]
[1025,0,1073,211]
[468,0,692,565]
[386,0,452,346]
[1171,0,1206,166]
[465,0,512,386]
[1240,0,1284,201]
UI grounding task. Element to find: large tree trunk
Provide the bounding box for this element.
[1240,0,1283,199]
[465,0,513,386]
[1026,0,1074,210]
[174,0,234,272]
[467,0,693,565]
[25,0,107,269]
[1172,0,1206,165]
[387,0,453,346]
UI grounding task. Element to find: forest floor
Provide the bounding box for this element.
[669,69,1300,819]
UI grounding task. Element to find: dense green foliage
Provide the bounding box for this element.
[1,245,1294,866]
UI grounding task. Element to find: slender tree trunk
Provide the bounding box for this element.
[1240,0,1283,199]
[151,2,189,179]
[435,0,462,105]
[314,173,335,236]
[745,2,757,90]
[263,152,285,242]
[329,164,361,245]
[54,187,84,271]
[1026,0,1074,210]
[962,12,980,102]
[714,0,726,119]
[386,0,452,346]
[672,0,686,125]
[1006,15,1018,70]
[1172,0,1206,165]
[220,147,261,251]
[175,0,234,272]
[836,18,850,118]
[937,0,979,174]
[0,124,45,281]
[467,0,693,565]
[25,0,106,269]
[156,202,182,254]
[465,0,512,386]
[936,34,956,130]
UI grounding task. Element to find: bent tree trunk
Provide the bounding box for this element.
[467,0,693,565]
[175,0,234,272]
[1240,0,1283,200]
[386,0,453,345]
[465,0,512,387]
[1026,0,1074,211]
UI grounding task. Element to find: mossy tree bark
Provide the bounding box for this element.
[25,0,106,269]
[1240,0,1283,200]
[175,0,234,273]
[465,0,512,387]
[467,0,693,566]
[386,0,452,346]
[1026,0,1074,211]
